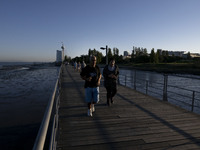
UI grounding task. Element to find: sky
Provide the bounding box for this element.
[0,0,200,62]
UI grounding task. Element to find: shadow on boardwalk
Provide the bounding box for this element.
[57,65,200,150]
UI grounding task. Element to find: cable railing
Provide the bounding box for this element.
[32,64,63,150]
[118,72,200,114]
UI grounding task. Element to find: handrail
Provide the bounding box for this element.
[118,72,200,114]
[32,64,63,150]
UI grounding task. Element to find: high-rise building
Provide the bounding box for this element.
[56,50,63,65]
[56,43,65,66]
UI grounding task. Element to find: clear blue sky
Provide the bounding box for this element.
[1,0,200,62]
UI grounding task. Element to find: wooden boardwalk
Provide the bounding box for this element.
[57,65,200,150]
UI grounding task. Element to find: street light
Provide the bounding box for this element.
[100,45,108,65]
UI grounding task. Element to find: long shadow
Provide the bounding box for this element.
[89,114,122,150]
[117,93,200,147]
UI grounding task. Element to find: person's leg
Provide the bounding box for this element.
[87,102,93,116]
[85,88,92,116]
[106,87,112,106]
[88,103,91,109]
[111,86,117,103]
[92,87,99,112]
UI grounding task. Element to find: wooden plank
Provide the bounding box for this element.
[57,65,200,150]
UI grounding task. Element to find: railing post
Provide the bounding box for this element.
[191,91,195,112]
[125,75,127,86]
[134,70,136,90]
[163,74,168,101]
[146,80,148,95]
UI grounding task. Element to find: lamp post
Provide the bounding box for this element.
[61,42,65,62]
[100,45,108,65]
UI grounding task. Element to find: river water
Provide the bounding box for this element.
[0,62,59,150]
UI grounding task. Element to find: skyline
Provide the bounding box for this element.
[1,0,200,62]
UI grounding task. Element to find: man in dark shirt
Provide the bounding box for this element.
[103,58,119,106]
[80,56,102,117]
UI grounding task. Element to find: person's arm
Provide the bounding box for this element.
[97,74,102,86]
[80,67,92,81]
[115,65,119,78]
[96,66,102,86]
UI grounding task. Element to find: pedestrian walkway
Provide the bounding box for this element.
[57,65,200,150]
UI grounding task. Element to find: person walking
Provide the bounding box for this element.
[103,58,119,106]
[77,61,81,72]
[80,56,102,117]
[81,61,86,70]
[74,61,77,70]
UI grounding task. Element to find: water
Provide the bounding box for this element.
[0,62,60,150]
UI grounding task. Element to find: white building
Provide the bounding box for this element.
[56,44,65,65]
[56,50,64,65]
[123,51,131,59]
[190,53,200,58]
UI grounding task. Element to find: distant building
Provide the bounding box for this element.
[56,50,63,65]
[157,49,187,57]
[123,51,131,59]
[190,53,200,58]
[56,43,65,66]
[168,51,187,57]
[124,51,130,56]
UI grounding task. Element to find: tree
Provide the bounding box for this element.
[96,51,103,64]
[107,48,113,60]
[155,51,159,63]
[150,48,155,63]
[64,55,71,62]
[87,49,103,63]
[116,48,119,56]
[187,52,191,60]
[143,48,148,55]
[113,48,116,56]
[131,49,135,62]
[88,49,92,57]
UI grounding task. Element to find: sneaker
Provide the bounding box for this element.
[87,109,92,117]
[91,104,95,112]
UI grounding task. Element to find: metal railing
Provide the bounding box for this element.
[32,64,63,150]
[118,71,200,114]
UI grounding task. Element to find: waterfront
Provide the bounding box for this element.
[1,63,200,149]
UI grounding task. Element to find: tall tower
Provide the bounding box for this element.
[61,43,65,61]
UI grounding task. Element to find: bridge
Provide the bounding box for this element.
[33,65,200,150]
